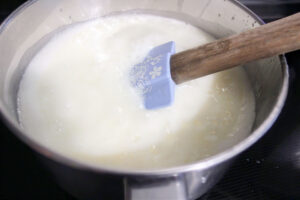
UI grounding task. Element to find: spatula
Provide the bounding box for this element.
[130,13,300,110]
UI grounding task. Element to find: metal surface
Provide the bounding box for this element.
[0,0,289,199]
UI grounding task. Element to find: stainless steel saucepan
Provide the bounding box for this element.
[0,0,288,199]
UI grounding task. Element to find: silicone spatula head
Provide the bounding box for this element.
[130,41,176,110]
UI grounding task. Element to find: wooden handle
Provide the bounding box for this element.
[171,13,300,84]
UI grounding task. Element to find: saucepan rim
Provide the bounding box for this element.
[0,0,289,176]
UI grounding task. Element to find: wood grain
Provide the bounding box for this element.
[171,13,300,84]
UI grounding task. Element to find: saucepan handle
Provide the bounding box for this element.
[124,175,188,200]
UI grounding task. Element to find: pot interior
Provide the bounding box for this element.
[0,0,287,170]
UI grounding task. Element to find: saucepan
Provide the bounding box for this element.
[0,0,288,199]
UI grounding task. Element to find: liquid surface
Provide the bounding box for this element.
[18,14,255,170]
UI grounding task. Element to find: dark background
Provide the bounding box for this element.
[0,1,300,200]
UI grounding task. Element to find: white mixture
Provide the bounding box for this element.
[18,14,255,170]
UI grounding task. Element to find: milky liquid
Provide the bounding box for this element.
[18,14,255,170]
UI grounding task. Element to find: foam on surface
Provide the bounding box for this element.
[18,14,255,170]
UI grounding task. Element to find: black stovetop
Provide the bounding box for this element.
[0,1,300,200]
